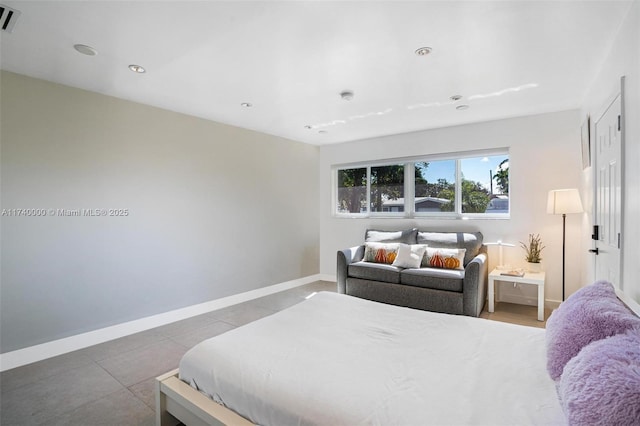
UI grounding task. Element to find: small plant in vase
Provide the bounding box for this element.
[521,234,545,272]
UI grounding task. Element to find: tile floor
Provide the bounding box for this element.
[1,281,548,425]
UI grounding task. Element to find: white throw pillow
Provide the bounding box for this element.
[392,244,428,268]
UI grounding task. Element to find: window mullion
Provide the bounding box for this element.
[455,159,462,214]
[366,166,371,216]
[405,163,415,217]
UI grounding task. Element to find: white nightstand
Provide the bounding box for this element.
[488,269,546,321]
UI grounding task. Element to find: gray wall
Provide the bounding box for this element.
[0,71,320,353]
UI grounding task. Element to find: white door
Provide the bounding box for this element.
[593,93,622,286]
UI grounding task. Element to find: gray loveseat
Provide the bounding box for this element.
[337,229,488,317]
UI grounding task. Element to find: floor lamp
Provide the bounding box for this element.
[547,189,583,301]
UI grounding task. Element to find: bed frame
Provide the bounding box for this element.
[156,369,254,426]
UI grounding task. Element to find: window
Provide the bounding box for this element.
[370,164,404,213]
[414,153,509,216]
[414,160,455,213]
[334,150,509,218]
[460,155,509,214]
[336,167,367,214]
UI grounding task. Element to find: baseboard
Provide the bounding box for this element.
[545,299,561,311]
[0,274,328,372]
[495,293,561,311]
[497,293,539,307]
[615,288,640,316]
[317,273,336,282]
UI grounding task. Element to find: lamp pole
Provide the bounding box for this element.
[562,213,566,301]
[547,188,583,303]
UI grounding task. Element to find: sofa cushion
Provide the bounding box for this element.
[422,247,466,270]
[363,242,399,264]
[348,261,402,283]
[392,244,428,268]
[417,232,483,266]
[365,228,417,244]
[400,267,464,292]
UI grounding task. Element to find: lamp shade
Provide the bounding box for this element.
[547,189,583,214]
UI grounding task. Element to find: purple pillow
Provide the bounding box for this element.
[546,280,640,380]
[558,329,640,425]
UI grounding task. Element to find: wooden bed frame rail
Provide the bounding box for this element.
[155,369,255,426]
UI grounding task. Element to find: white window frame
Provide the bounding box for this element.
[333,148,509,219]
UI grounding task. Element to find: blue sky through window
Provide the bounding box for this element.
[420,155,508,193]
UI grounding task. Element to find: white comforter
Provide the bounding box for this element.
[180,292,565,425]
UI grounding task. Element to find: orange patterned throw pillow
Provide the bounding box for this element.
[422,247,466,270]
[364,242,399,265]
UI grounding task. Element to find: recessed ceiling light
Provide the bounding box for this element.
[128,64,146,73]
[241,102,252,108]
[415,47,432,56]
[340,91,354,101]
[456,104,470,111]
[73,44,97,56]
[450,95,463,102]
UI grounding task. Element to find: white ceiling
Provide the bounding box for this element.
[0,1,632,145]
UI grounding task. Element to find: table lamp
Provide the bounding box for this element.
[485,240,515,269]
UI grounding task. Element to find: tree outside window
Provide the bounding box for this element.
[370,165,404,212]
[335,152,509,216]
[337,167,367,213]
[460,155,509,214]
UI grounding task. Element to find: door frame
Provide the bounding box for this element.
[592,76,626,290]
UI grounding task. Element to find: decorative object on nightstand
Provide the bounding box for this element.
[500,268,525,278]
[547,189,583,301]
[485,240,515,270]
[520,234,544,273]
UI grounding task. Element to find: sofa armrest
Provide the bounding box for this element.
[462,247,488,317]
[337,245,365,293]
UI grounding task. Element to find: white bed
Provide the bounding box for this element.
[165,291,564,425]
